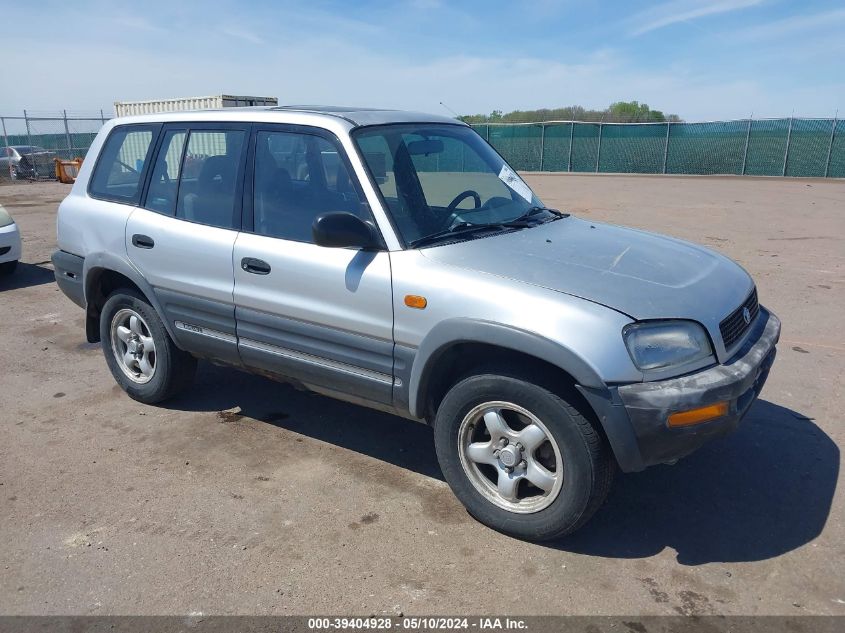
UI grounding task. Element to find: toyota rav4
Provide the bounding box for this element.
[53,106,780,539]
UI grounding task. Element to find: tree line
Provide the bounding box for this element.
[460,101,682,124]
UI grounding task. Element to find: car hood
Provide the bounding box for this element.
[421,216,754,326]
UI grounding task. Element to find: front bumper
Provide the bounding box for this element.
[0,222,22,263]
[598,307,780,472]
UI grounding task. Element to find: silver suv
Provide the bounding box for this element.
[53,106,780,539]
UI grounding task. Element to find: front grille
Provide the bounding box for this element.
[719,288,759,350]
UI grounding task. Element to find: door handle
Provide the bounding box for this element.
[241,257,271,275]
[131,234,155,249]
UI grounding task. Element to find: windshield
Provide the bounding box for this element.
[353,124,547,246]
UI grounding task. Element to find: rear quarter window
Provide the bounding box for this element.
[89,124,159,204]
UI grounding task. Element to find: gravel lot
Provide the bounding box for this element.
[0,175,842,616]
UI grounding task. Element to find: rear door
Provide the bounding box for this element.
[125,122,250,364]
[232,124,395,404]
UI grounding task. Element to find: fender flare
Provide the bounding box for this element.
[83,252,181,347]
[408,318,606,418]
[407,318,645,472]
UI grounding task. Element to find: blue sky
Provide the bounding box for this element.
[2,0,843,120]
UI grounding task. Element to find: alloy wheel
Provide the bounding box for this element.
[110,308,157,384]
[457,401,563,513]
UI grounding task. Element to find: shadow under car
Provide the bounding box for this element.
[165,363,837,564]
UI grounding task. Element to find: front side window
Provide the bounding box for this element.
[354,124,548,246]
[89,126,157,203]
[253,130,365,242]
[175,130,246,229]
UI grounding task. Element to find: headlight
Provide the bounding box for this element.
[0,206,12,228]
[623,320,713,371]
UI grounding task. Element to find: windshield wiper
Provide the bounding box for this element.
[409,222,512,248]
[502,206,569,227]
[408,208,569,249]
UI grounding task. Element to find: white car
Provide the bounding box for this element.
[0,204,21,274]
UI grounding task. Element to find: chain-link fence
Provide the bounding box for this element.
[2,111,842,179]
[1,110,109,179]
[473,117,843,178]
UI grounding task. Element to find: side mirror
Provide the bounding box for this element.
[312,212,379,249]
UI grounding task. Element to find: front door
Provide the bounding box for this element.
[232,125,394,404]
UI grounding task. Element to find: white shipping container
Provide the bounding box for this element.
[114,95,278,117]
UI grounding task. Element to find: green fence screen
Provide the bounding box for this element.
[473,118,842,178]
[3,114,841,178]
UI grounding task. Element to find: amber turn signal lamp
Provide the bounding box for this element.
[404,295,427,309]
[668,401,729,427]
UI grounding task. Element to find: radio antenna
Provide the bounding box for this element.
[439,101,460,118]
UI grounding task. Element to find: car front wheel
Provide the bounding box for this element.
[100,289,196,403]
[434,373,615,540]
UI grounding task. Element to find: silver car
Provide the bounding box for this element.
[53,107,780,539]
[1,145,56,180]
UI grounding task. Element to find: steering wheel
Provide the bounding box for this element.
[442,190,482,229]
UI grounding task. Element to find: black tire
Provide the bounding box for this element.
[434,373,615,541]
[100,288,196,404]
[0,260,18,275]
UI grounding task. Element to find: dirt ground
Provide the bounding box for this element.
[0,175,842,616]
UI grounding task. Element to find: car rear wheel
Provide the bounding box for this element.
[434,373,615,540]
[100,289,196,403]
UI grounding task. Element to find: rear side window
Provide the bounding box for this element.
[175,130,246,229]
[89,125,158,203]
[145,130,187,215]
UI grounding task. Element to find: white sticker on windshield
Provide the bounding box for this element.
[498,164,533,202]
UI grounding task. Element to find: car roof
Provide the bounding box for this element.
[110,105,465,129]
[272,105,463,127]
